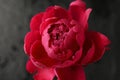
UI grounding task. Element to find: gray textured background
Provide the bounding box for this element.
[0,0,119,80]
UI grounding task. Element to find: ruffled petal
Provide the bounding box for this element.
[55,65,86,80]
[40,6,70,34]
[69,0,86,21]
[64,28,79,53]
[69,0,92,29]
[80,39,95,65]
[42,6,70,21]
[76,26,85,47]
[34,68,55,80]
[30,12,44,31]
[30,40,57,67]
[24,31,41,55]
[85,31,110,63]
[81,8,92,30]
[26,59,38,74]
[40,17,57,34]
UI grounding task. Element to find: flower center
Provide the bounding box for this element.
[48,23,69,48]
[47,23,71,60]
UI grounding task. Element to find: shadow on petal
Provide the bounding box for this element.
[55,65,86,80]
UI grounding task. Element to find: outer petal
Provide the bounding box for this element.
[69,0,92,29]
[24,31,41,55]
[55,65,86,80]
[34,68,55,80]
[81,8,92,29]
[80,39,95,65]
[56,49,83,68]
[30,12,44,31]
[40,6,71,34]
[42,6,70,21]
[69,0,86,21]
[84,31,110,63]
[26,59,38,74]
[30,40,57,67]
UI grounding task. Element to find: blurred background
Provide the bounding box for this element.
[0,0,119,80]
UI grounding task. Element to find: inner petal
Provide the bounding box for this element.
[42,19,80,63]
[48,23,69,48]
[47,22,71,60]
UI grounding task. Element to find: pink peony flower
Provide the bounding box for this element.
[24,0,110,80]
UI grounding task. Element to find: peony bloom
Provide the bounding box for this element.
[24,0,110,80]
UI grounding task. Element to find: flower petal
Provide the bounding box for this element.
[26,59,38,74]
[30,12,44,31]
[51,48,83,68]
[30,40,57,67]
[42,6,70,21]
[69,0,92,29]
[85,31,110,63]
[81,8,92,30]
[55,65,86,80]
[80,39,95,65]
[40,6,70,34]
[40,17,57,34]
[76,26,85,47]
[69,0,86,21]
[64,28,79,53]
[24,31,41,55]
[34,68,55,80]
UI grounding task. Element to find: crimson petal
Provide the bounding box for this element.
[80,40,95,65]
[30,40,57,67]
[86,31,110,63]
[69,0,86,21]
[34,68,55,80]
[40,17,57,34]
[69,0,92,30]
[26,59,38,74]
[76,26,85,47]
[55,65,86,80]
[42,6,70,21]
[81,8,92,30]
[24,31,41,55]
[40,6,70,34]
[64,28,79,53]
[30,12,44,31]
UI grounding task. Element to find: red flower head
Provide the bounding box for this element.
[24,0,110,80]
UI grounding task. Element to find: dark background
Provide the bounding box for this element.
[0,0,119,80]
